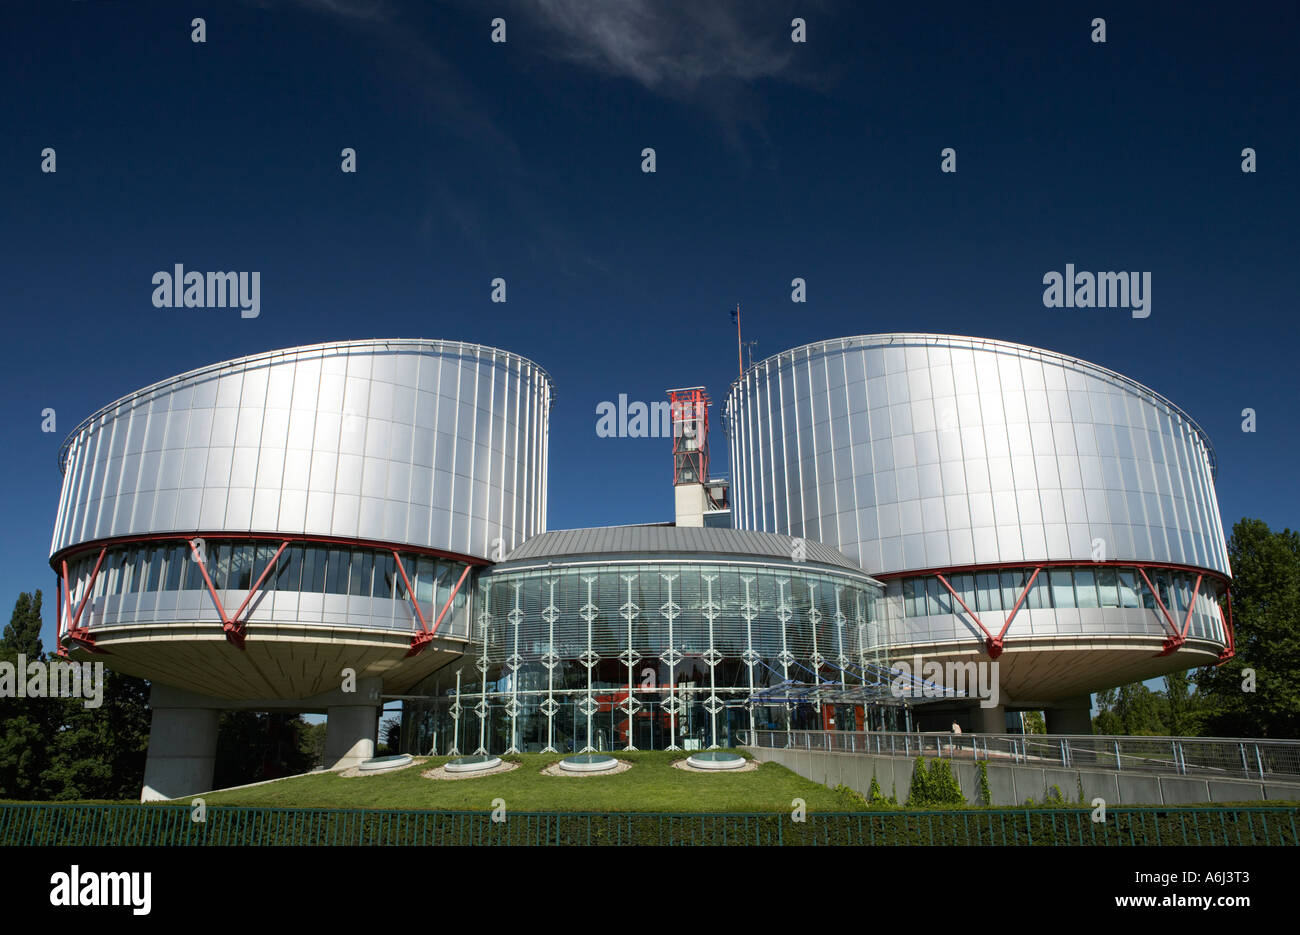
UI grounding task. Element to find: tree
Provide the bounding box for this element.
[214,712,316,788]
[0,591,55,798]
[41,670,151,801]
[1093,682,1166,735]
[298,720,327,770]
[1163,670,1199,736]
[1195,518,1300,738]
[4,590,44,658]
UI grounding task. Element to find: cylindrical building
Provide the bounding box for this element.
[725,334,1232,729]
[51,339,553,794]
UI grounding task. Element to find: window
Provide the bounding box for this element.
[1049,569,1074,608]
[164,545,185,591]
[275,546,302,592]
[302,547,328,593]
[349,550,373,598]
[112,551,130,594]
[253,544,278,590]
[326,549,350,595]
[212,544,232,591]
[951,574,977,615]
[184,545,207,591]
[1073,569,1099,608]
[1027,570,1051,609]
[144,547,165,591]
[1097,568,1118,607]
[374,552,396,600]
[925,577,951,616]
[1154,571,1172,612]
[414,557,436,607]
[1118,569,1140,608]
[230,545,255,591]
[1000,570,1024,611]
[976,573,1002,613]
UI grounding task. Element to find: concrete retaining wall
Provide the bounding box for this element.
[747,745,1300,806]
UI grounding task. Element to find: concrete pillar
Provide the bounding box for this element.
[1046,695,1093,735]
[970,704,1007,734]
[141,691,220,802]
[325,677,382,770]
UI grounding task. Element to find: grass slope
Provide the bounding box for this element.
[195,751,864,813]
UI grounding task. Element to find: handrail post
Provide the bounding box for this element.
[1255,744,1265,780]
[1115,739,1122,771]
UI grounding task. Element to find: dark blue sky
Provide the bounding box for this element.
[3,0,1297,650]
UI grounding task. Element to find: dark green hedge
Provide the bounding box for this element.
[2,802,1296,846]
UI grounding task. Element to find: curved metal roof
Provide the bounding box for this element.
[728,333,1217,476]
[495,524,872,575]
[57,338,555,474]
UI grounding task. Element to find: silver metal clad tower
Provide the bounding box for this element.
[51,338,554,797]
[51,339,553,701]
[725,334,1232,714]
[54,339,552,563]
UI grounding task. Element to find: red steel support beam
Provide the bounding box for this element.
[229,541,290,623]
[1136,567,1182,654]
[990,566,1042,659]
[54,573,67,659]
[1216,588,1237,665]
[934,573,993,642]
[188,538,290,650]
[391,550,427,632]
[934,567,1042,660]
[406,563,473,657]
[428,565,472,638]
[1159,572,1204,656]
[60,548,108,655]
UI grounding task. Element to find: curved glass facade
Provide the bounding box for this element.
[59,538,472,637]
[53,339,553,563]
[401,558,885,755]
[892,564,1226,646]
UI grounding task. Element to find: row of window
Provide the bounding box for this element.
[900,566,1221,618]
[65,541,469,607]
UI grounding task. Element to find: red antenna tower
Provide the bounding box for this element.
[666,386,709,486]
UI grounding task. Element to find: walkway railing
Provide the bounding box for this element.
[740,730,1300,783]
[1,802,1295,846]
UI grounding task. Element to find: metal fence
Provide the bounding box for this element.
[740,730,1300,782]
[0,802,1296,846]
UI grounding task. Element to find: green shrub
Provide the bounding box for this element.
[868,773,890,806]
[976,761,992,806]
[925,758,967,806]
[833,784,868,807]
[905,757,929,806]
[906,757,968,807]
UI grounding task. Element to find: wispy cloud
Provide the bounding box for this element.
[284,0,394,20]
[520,0,800,93]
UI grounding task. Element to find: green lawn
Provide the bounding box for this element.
[194,751,866,813]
